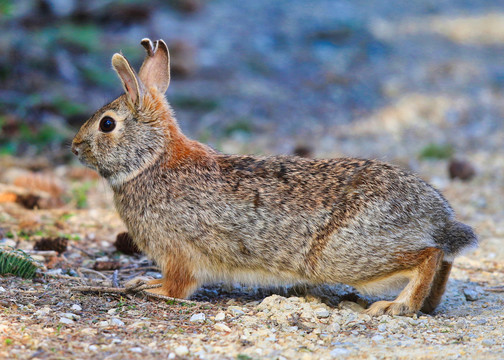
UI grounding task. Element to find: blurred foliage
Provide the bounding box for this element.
[0,0,204,160]
[419,143,454,160]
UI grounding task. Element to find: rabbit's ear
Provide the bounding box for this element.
[112,53,144,107]
[139,38,170,94]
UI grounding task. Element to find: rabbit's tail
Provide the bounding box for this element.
[436,220,478,261]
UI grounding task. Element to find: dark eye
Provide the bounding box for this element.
[99,116,116,133]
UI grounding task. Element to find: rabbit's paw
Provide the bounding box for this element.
[124,276,160,290]
[365,301,415,316]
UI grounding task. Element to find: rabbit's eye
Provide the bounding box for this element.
[99,116,116,133]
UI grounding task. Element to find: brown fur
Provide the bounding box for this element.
[421,261,453,313]
[365,247,443,316]
[71,38,478,316]
[146,255,197,298]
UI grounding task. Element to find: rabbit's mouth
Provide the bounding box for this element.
[71,142,98,170]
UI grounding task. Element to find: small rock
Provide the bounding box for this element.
[330,348,351,357]
[482,339,496,347]
[88,345,98,351]
[215,312,226,321]
[448,159,476,181]
[62,313,80,320]
[463,288,480,301]
[377,324,387,332]
[71,304,82,311]
[371,335,384,342]
[175,345,189,356]
[327,322,341,332]
[314,308,330,318]
[214,323,231,332]
[0,239,16,247]
[129,347,143,353]
[0,286,6,292]
[108,308,117,315]
[339,301,364,313]
[190,313,206,323]
[98,321,110,327]
[228,306,245,316]
[59,317,74,325]
[35,307,51,317]
[111,318,125,326]
[455,319,467,329]
[168,353,176,359]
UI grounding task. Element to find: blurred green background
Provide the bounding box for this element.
[0,0,503,163]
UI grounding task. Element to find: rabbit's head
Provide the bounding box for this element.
[72,39,174,185]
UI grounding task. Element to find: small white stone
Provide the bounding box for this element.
[62,313,80,320]
[327,322,341,332]
[0,286,6,292]
[174,345,189,356]
[377,324,387,332]
[107,308,117,315]
[228,306,245,316]
[71,304,82,311]
[371,335,384,342]
[214,323,231,332]
[88,345,98,351]
[190,313,206,323]
[215,312,226,321]
[0,239,16,247]
[482,339,496,347]
[129,347,142,353]
[330,348,350,357]
[98,320,109,327]
[111,318,125,326]
[168,353,176,359]
[59,317,74,325]
[314,308,330,318]
[35,307,51,317]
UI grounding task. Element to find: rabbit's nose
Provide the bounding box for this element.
[71,142,79,156]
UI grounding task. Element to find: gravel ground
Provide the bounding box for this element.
[1,0,504,359]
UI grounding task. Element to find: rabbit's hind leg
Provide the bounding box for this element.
[365,247,443,316]
[420,261,452,314]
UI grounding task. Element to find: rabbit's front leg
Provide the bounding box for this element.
[144,255,198,299]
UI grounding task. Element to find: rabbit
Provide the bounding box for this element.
[71,38,477,316]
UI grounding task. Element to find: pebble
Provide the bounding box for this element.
[330,348,351,357]
[0,286,5,292]
[129,347,143,353]
[463,288,480,301]
[215,312,226,321]
[377,324,387,332]
[111,318,125,326]
[190,313,206,323]
[214,323,232,332]
[371,335,384,342]
[174,345,189,356]
[98,321,110,327]
[71,304,82,311]
[88,345,98,351]
[0,239,16,247]
[62,313,80,320]
[482,339,496,347]
[228,306,245,316]
[59,317,74,325]
[314,308,330,318]
[339,301,364,313]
